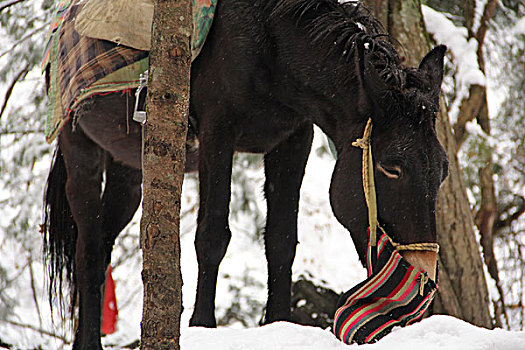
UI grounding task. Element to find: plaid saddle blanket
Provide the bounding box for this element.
[333,230,438,344]
[42,0,217,143]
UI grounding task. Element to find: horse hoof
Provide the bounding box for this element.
[189,314,217,328]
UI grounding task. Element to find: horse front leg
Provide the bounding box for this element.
[59,124,105,350]
[190,121,235,327]
[263,122,313,323]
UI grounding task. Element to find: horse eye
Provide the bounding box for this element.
[377,163,402,179]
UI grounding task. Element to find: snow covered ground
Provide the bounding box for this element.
[181,316,525,350]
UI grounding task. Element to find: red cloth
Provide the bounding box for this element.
[101,266,118,335]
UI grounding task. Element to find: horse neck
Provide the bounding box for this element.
[267,5,363,145]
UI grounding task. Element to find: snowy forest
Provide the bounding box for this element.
[0,0,524,349]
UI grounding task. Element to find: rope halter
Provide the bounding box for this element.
[334,121,441,345]
[351,118,439,253]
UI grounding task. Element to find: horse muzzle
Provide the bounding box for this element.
[333,230,438,345]
[401,250,437,282]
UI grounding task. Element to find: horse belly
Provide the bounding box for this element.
[235,114,304,154]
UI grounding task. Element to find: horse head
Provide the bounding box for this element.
[330,43,448,278]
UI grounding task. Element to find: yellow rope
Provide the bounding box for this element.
[392,242,440,253]
[352,119,377,246]
[352,118,439,253]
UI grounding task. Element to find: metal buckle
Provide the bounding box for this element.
[133,70,148,124]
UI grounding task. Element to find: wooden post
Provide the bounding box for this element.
[140,0,192,349]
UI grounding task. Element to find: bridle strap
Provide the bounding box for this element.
[393,242,440,253]
[351,118,378,246]
[352,118,439,253]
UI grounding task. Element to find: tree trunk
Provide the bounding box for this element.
[433,102,492,328]
[364,0,493,328]
[140,0,192,349]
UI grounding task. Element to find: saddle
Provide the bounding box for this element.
[74,0,215,58]
[42,0,216,143]
[75,0,154,51]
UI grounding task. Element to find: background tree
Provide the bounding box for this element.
[140,0,192,349]
[424,0,525,328]
[0,0,53,338]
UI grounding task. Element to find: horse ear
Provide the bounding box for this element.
[353,40,390,118]
[418,45,447,101]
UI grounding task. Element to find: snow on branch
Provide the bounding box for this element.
[422,5,486,90]
[513,17,525,35]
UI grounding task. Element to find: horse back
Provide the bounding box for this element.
[190,0,311,154]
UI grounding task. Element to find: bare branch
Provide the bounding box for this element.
[475,164,509,326]
[453,0,499,148]
[28,257,44,328]
[476,0,499,53]
[0,23,47,60]
[454,84,487,148]
[494,197,525,235]
[0,64,29,121]
[464,0,476,35]
[0,129,44,136]
[0,0,25,13]
[4,319,69,343]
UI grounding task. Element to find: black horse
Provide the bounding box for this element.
[43,0,448,348]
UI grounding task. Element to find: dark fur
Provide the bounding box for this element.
[43,0,448,349]
[43,148,77,316]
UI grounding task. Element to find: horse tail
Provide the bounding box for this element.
[42,145,77,318]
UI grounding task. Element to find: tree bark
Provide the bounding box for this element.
[364,0,493,328]
[140,1,192,349]
[433,102,492,328]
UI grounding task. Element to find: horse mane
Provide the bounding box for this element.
[270,0,439,119]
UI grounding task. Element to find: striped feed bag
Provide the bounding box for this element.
[333,230,437,345]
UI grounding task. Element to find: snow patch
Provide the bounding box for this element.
[179,316,525,349]
[513,17,525,35]
[422,5,485,90]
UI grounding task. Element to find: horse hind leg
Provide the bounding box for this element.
[184,114,199,173]
[189,119,235,327]
[100,154,142,267]
[263,122,313,324]
[58,122,105,350]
